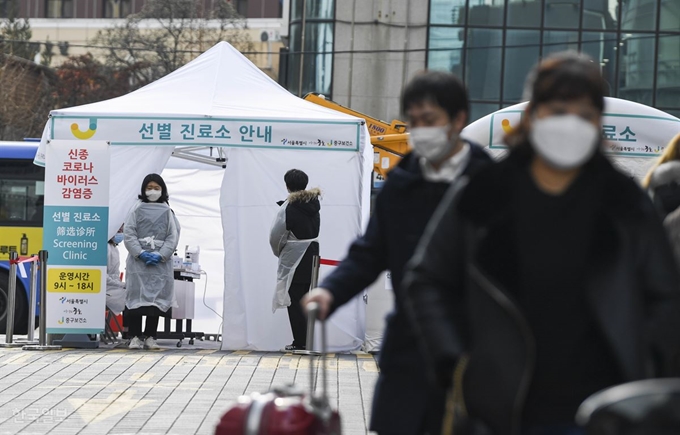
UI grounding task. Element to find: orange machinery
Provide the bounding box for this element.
[303,93,410,180]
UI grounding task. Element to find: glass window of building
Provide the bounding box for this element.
[0,0,12,18]
[581,31,618,95]
[543,30,579,56]
[618,33,656,106]
[660,0,680,32]
[621,0,657,31]
[291,0,333,20]
[466,28,503,100]
[236,0,249,16]
[507,0,542,28]
[103,0,132,18]
[504,30,541,102]
[427,0,680,121]
[544,0,580,28]
[582,0,618,30]
[427,26,465,76]
[656,34,680,109]
[468,0,505,27]
[45,0,73,18]
[431,0,467,25]
[287,0,334,97]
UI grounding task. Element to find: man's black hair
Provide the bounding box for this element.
[400,71,469,123]
[139,173,169,203]
[284,169,308,192]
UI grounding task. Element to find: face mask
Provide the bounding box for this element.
[112,233,124,245]
[146,190,162,202]
[409,125,458,164]
[529,114,599,170]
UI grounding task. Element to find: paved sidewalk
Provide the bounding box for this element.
[0,340,379,435]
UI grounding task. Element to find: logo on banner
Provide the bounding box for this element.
[71,119,98,140]
[501,118,515,134]
[490,111,524,148]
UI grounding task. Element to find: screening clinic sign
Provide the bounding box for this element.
[462,99,680,158]
[47,115,361,151]
[43,140,109,333]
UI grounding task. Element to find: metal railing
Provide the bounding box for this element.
[1,250,55,348]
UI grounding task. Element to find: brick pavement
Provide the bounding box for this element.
[0,340,379,435]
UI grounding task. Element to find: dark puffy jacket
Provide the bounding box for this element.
[283,188,321,284]
[404,151,680,435]
[320,143,492,434]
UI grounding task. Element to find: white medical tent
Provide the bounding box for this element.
[35,42,373,352]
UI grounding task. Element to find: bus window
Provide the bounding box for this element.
[0,159,44,227]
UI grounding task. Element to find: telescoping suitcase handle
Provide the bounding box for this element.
[304,302,328,402]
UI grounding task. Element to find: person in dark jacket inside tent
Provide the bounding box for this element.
[302,71,492,435]
[270,169,321,351]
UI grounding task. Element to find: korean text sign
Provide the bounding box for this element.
[488,111,680,157]
[51,116,361,151]
[43,140,109,333]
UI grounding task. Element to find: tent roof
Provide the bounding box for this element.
[51,42,356,122]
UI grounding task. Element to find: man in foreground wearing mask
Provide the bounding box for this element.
[302,71,492,434]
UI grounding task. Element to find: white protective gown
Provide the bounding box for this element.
[123,201,180,312]
[106,242,126,315]
[269,200,317,313]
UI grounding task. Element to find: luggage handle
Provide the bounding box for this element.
[304,301,328,402]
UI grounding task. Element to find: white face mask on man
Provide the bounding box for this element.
[408,125,459,164]
[145,190,162,202]
[529,114,600,170]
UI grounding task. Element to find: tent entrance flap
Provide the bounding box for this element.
[172,146,228,168]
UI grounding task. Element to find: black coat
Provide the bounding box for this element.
[404,151,680,435]
[320,144,492,434]
[282,188,321,284]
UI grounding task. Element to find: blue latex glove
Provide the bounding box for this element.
[149,253,163,265]
[139,252,155,266]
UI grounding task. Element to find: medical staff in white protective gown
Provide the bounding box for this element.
[106,225,126,316]
[123,173,180,350]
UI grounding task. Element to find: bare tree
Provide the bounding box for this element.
[93,0,253,88]
[0,55,54,140]
[0,8,40,62]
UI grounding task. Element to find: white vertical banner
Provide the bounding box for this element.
[43,140,110,333]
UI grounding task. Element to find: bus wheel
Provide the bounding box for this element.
[0,270,28,335]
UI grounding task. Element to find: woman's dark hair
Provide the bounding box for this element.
[401,70,469,123]
[139,173,169,203]
[505,51,606,149]
[284,169,308,192]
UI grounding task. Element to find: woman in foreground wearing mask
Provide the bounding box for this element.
[404,51,680,435]
[123,174,180,350]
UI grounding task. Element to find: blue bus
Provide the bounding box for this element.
[0,141,43,334]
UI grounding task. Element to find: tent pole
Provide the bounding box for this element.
[298,0,307,97]
[347,0,357,107]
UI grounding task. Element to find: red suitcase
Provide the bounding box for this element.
[215,303,342,435]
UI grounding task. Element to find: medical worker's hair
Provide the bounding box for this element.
[139,173,169,203]
[642,133,680,188]
[400,71,469,123]
[505,51,606,150]
[284,169,308,192]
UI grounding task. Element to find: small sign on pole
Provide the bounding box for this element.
[42,140,110,336]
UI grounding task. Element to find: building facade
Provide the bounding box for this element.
[1,0,286,75]
[287,0,680,122]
